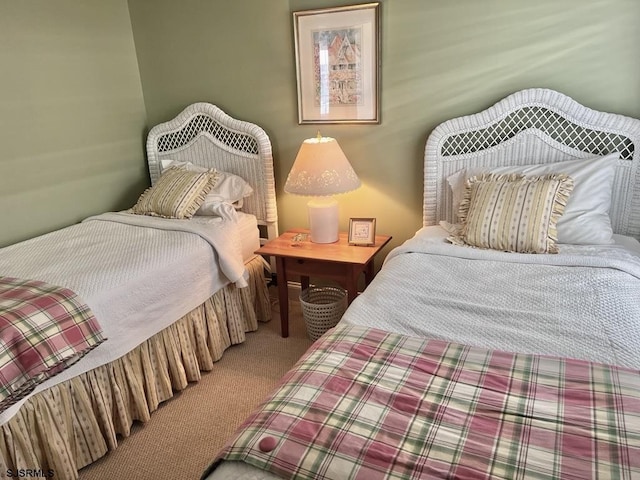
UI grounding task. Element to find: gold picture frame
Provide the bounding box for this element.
[348,217,376,246]
[293,3,381,124]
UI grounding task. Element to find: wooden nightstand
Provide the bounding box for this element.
[256,228,392,337]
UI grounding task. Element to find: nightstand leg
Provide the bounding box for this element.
[276,256,289,337]
[346,267,358,305]
[301,275,310,292]
[364,260,375,285]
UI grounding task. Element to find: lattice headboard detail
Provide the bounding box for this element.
[146,102,278,242]
[424,88,640,238]
[156,115,260,157]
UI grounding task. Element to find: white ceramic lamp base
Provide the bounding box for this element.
[307,198,339,243]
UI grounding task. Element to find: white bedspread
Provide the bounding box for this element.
[0,212,245,423]
[342,226,640,370]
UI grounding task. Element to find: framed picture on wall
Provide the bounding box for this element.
[348,217,376,246]
[293,3,381,124]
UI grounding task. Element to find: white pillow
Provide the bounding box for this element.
[160,160,253,215]
[446,153,619,245]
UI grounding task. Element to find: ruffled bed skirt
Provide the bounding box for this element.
[0,255,271,479]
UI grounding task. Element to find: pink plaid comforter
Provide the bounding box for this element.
[0,276,105,412]
[208,324,640,479]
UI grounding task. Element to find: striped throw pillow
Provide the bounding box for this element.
[131,168,219,219]
[448,173,574,254]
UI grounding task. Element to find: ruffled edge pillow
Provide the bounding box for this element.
[130,167,219,219]
[160,160,254,215]
[446,153,619,245]
[447,173,574,254]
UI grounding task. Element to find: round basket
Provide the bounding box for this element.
[299,286,348,341]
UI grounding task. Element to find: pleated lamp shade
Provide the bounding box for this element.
[284,136,360,195]
[284,136,361,243]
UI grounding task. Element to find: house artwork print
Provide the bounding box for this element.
[312,28,362,109]
[294,3,379,123]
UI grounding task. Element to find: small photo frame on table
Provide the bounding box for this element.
[348,218,376,246]
[293,2,380,124]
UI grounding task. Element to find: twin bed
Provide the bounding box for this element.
[0,103,278,478]
[204,89,640,479]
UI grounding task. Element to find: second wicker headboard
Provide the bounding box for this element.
[424,88,640,238]
[146,103,278,243]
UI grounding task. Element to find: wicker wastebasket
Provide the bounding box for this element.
[299,286,348,341]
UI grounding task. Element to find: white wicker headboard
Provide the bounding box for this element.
[146,102,278,243]
[424,88,640,239]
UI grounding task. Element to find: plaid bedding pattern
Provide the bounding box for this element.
[0,276,105,412]
[209,324,640,480]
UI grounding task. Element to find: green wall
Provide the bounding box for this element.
[3,1,639,253]
[128,0,640,252]
[0,0,148,246]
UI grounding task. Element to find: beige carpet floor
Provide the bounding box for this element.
[78,286,312,480]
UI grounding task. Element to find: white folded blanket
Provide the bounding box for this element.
[85,212,247,287]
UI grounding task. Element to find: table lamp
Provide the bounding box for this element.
[284,134,361,243]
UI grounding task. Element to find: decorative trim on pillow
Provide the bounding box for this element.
[130,168,219,219]
[448,173,574,254]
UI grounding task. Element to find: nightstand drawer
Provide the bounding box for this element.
[284,257,353,279]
